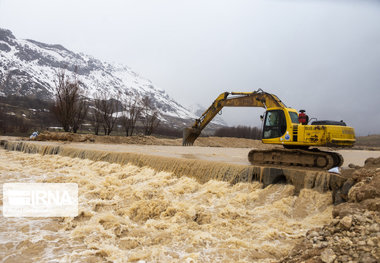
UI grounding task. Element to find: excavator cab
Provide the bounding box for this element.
[262,108,300,141]
[260,106,355,149]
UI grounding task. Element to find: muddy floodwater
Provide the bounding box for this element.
[6,140,380,167]
[0,149,336,262]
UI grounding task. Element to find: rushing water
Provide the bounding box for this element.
[0,149,333,262]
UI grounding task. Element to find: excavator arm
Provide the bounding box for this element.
[183,89,287,145]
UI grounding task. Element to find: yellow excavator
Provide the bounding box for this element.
[183,89,356,169]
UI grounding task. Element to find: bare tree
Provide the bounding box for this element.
[72,97,88,133]
[140,95,160,136]
[52,69,78,132]
[90,105,102,135]
[52,69,87,132]
[121,95,141,136]
[93,92,120,135]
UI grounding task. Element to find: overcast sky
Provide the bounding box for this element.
[1,0,379,135]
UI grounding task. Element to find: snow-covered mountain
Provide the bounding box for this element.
[0,28,200,126]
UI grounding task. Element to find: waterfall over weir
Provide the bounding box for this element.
[1,140,348,198]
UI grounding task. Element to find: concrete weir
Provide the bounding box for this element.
[0,140,349,201]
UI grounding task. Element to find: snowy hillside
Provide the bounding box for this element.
[0,28,199,125]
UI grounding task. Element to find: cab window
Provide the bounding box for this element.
[289,112,299,124]
[263,110,287,139]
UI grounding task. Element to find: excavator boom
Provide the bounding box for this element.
[183,89,286,145]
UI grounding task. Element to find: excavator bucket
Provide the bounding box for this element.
[182,127,201,146]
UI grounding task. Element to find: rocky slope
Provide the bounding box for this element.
[280,157,380,263]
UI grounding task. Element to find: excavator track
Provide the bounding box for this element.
[248,148,343,170]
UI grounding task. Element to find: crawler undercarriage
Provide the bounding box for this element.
[248,148,343,170]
